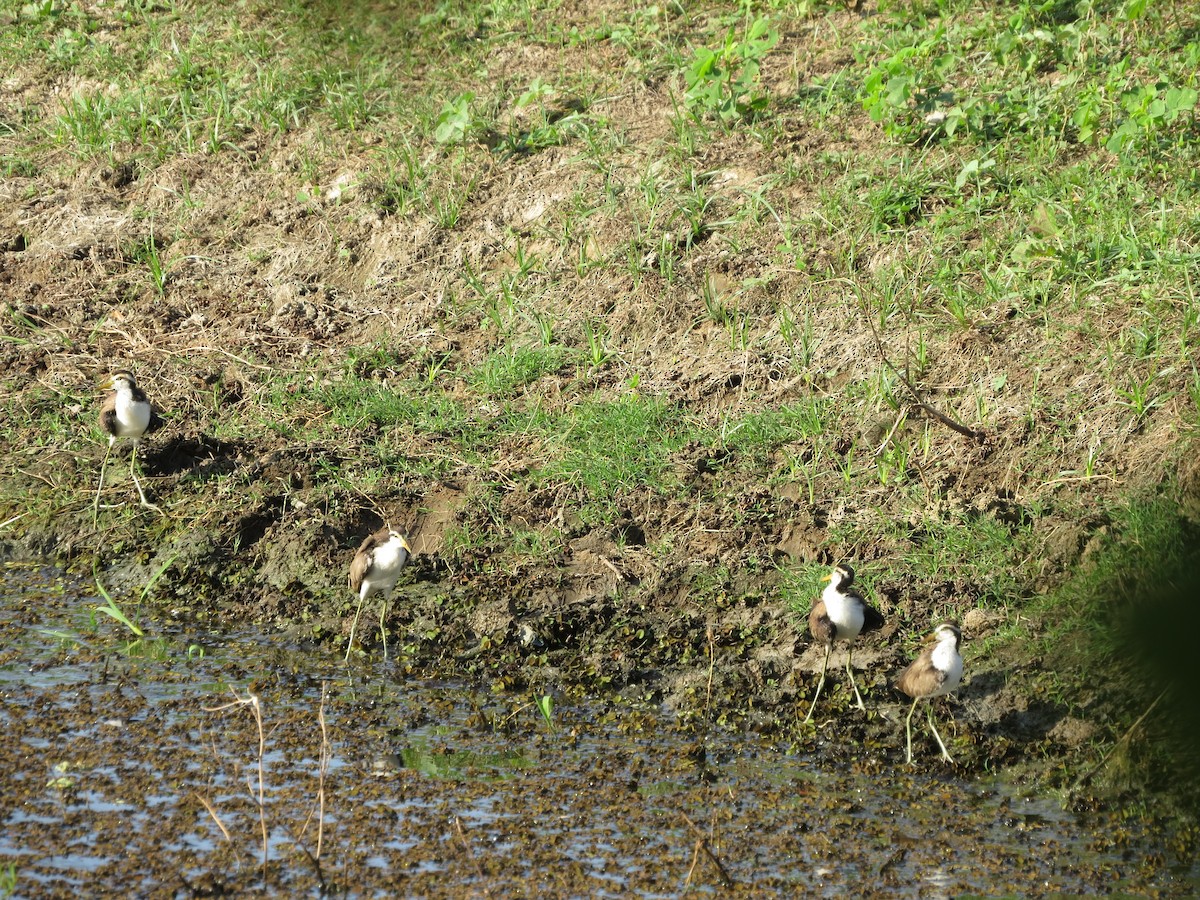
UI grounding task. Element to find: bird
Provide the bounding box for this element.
[804,563,884,722]
[94,369,162,520]
[346,526,412,662]
[895,622,964,765]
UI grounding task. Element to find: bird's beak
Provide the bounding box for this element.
[400,535,412,552]
[99,376,113,390]
[822,573,833,583]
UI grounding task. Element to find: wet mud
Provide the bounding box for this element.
[1,566,1196,897]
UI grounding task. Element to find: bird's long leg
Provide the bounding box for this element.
[804,642,832,723]
[904,697,920,765]
[93,441,114,524]
[378,594,390,662]
[845,642,866,712]
[128,443,162,514]
[346,587,369,663]
[927,703,953,763]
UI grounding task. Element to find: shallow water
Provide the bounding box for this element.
[0,564,1196,897]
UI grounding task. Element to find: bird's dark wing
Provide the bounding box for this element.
[348,549,372,593]
[861,596,885,634]
[895,648,945,699]
[146,406,166,433]
[348,531,384,592]
[98,400,118,438]
[808,599,834,645]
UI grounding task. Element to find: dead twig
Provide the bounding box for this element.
[452,817,491,898]
[684,838,704,889]
[195,792,233,844]
[704,624,716,726]
[316,682,329,862]
[294,681,331,891]
[862,307,984,442]
[173,345,282,371]
[1070,689,1167,793]
[0,512,29,532]
[598,554,624,580]
[205,686,270,876]
[16,467,59,489]
[679,812,734,889]
[872,408,908,458]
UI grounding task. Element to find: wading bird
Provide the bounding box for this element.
[896,622,963,764]
[94,369,161,519]
[804,563,884,722]
[347,526,412,662]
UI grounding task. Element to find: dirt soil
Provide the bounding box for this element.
[0,1,1195,800]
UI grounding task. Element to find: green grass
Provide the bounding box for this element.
[723,399,828,451]
[471,345,566,396]
[537,397,699,524]
[0,860,15,898]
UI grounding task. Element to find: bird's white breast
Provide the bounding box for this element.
[114,388,151,437]
[373,539,407,571]
[364,537,408,595]
[929,638,963,696]
[822,582,865,637]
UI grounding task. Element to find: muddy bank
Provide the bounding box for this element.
[1,566,1197,897]
[0,462,1136,786]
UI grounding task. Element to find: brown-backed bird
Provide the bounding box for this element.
[346,526,412,662]
[896,622,963,764]
[94,369,161,519]
[804,563,884,722]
